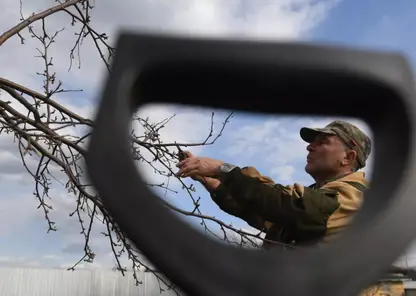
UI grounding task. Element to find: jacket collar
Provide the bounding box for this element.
[309,171,367,189]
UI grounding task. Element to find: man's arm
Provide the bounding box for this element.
[214,167,341,231]
[194,177,264,230]
[196,168,274,231]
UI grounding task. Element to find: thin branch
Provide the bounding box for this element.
[0,0,83,47]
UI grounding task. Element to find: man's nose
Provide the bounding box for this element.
[307,142,316,151]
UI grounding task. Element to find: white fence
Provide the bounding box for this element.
[3,266,416,296]
[0,267,179,296]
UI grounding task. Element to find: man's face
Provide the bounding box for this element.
[304,133,351,177]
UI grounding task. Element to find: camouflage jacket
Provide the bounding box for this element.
[210,166,369,250]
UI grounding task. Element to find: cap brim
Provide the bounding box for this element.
[300,127,335,143]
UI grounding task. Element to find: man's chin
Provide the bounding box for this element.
[305,163,314,175]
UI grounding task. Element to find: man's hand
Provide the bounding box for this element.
[177,151,203,181]
[176,154,224,178]
[177,151,222,192]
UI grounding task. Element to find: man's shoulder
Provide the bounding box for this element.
[321,172,368,211]
[323,171,369,193]
[324,172,370,237]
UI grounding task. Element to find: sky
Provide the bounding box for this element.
[0,0,415,280]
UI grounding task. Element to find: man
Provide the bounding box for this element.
[176,120,371,249]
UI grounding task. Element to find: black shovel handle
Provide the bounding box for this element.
[85,31,416,296]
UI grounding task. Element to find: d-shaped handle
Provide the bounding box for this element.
[85,31,416,296]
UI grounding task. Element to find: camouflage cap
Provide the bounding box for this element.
[300,120,372,169]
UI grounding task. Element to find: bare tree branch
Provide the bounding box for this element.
[0,0,83,47]
[0,1,292,294]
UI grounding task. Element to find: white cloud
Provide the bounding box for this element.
[0,0,341,94]
[270,164,296,182]
[0,193,44,236]
[89,0,340,40]
[221,116,313,176]
[222,118,282,158]
[42,255,59,260]
[0,257,41,268]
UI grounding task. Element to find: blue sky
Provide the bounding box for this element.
[0,0,415,274]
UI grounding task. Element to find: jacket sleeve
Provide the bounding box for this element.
[211,184,266,230]
[213,167,341,232]
[209,166,275,231]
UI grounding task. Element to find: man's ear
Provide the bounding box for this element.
[344,149,357,166]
